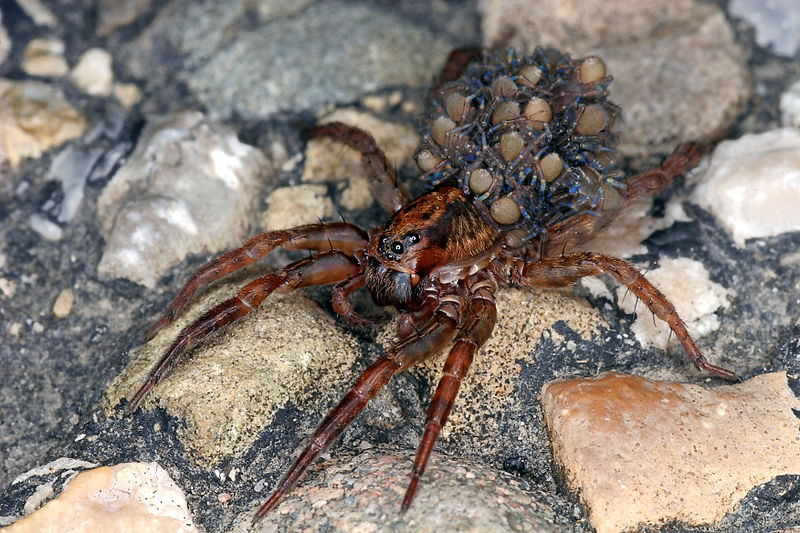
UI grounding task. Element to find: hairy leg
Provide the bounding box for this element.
[307,122,410,214]
[541,143,704,258]
[145,222,368,340]
[255,293,466,519]
[402,277,498,512]
[510,253,738,380]
[129,251,363,411]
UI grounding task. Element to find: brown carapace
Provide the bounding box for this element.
[127,47,738,518]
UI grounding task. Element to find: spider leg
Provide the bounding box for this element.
[402,278,497,512]
[331,274,376,327]
[541,143,705,258]
[145,222,368,340]
[307,122,411,214]
[511,253,738,380]
[255,294,465,519]
[129,251,363,411]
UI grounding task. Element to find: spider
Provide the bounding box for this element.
[127,47,738,518]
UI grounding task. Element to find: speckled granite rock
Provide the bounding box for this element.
[236,449,562,533]
[480,0,751,163]
[542,371,800,533]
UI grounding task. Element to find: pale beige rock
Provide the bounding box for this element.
[0,80,89,168]
[238,449,557,533]
[691,128,800,246]
[259,184,335,230]
[70,48,114,96]
[302,108,419,211]
[614,256,731,351]
[113,82,142,108]
[52,288,74,318]
[1,462,198,533]
[104,282,362,465]
[541,371,800,533]
[21,38,68,77]
[0,12,9,65]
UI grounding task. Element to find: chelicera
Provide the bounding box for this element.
[127,47,738,517]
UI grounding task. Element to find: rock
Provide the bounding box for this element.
[120,2,452,119]
[21,38,68,77]
[15,0,57,27]
[781,78,800,128]
[70,48,114,96]
[96,111,268,287]
[691,128,800,246]
[0,462,199,533]
[112,82,142,108]
[96,0,153,36]
[27,214,63,241]
[0,12,9,66]
[302,108,420,211]
[479,0,750,163]
[541,371,800,533]
[259,184,335,231]
[0,80,89,169]
[729,0,800,57]
[237,449,559,533]
[52,289,74,318]
[614,256,731,351]
[104,283,362,464]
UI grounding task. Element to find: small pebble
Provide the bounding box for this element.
[52,289,74,318]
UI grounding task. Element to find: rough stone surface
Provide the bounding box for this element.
[542,371,800,533]
[615,256,732,351]
[782,78,800,128]
[729,0,800,57]
[70,48,114,96]
[1,462,198,533]
[691,128,800,246]
[21,38,68,77]
[105,282,362,464]
[120,2,452,119]
[259,184,335,231]
[237,449,560,533]
[480,0,751,163]
[0,80,88,168]
[96,111,268,287]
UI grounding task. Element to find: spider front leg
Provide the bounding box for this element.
[511,253,738,380]
[144,222,368,340]
[255,295,465,519]
[402,277,498,512]
[129,250,363,411]
[307,122,410,214]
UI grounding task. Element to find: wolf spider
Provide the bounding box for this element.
[128,48,738,518]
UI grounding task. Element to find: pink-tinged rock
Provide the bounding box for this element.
[541,371,800,533]
[1,462,198,533]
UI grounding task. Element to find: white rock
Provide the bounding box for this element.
[21,38,68,76]
[70,48,114,96]
[691,128,800,246]
[780,78,800,128]
[615,257,731,350]
[729,0,800,57]
[97,111,267,287]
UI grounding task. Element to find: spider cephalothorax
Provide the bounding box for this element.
[127,48,738,518]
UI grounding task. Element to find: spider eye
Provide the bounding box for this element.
[408,232,420,244]
[391,241,404,255]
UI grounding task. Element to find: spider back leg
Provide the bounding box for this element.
[307,122,411,214]
[507,253,738,380]
[145,222,368,340]
[129,250,364,411]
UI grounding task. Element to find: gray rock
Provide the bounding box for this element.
[729,0,800,57]
[96,110,269,287]
[119,2,452,119]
